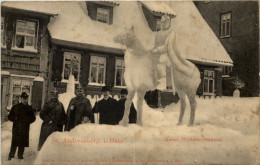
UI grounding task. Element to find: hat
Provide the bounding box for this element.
[120,89,128,95]
[101,86,111,92]
[20,92,29,98]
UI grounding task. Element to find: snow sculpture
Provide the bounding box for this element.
[152,15,201,126]
[114,26,158,126]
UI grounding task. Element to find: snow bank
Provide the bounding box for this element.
[31,97,259,165]
[2,97,259,164]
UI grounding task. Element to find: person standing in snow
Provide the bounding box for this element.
[37,92,66,151]
[65,85,93,131]
[116,89,137,124]
[92,86,118,125]
[8,92,36,160]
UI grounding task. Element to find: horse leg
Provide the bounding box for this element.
[177,91,186,125]
[119,90,135,126]
[188,93,197,127]
[136,91,145,126]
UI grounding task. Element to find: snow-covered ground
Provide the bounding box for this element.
[1,96,259,165]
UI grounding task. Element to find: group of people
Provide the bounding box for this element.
[7,86,137,160]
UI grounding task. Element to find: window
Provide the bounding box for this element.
[13,19,38,51]
[203,70,215,95]
[10,79,32,107]
[220,13,231,37]
[222,66,232,76]
[1,17,6,47]
[89,56,106,85]
[62,52,81,82]
[96,8,109,24]
[115,59,126,87]
[156,19,162,32]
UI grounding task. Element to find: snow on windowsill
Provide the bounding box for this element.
[61,79,79,84]
[12,47,38,54]
[1,71,10,75]
[222,75,230,78]
[114,85,127,89]
[10,74,36,79]
[220,35,231,39]
[33,76,44,82]
[88,82,105,87]
[203,93,215,96]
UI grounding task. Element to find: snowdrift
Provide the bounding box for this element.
[2,97,258,165]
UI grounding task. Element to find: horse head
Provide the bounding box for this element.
[114,26,136,47]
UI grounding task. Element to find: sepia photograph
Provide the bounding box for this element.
[1,1,259,165]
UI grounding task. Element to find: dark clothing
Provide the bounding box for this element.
[38,99,66,150]
[8,103,35,159]
[117,99,137,124]
[92,97,118,125]
[8,103,36,147]
[65,96,93,131]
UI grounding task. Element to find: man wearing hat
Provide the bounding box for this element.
[92,86,118,125]
[37,92,66,150]
[8,92,36,160]
[65,85,93,131]
[116,89,137,124]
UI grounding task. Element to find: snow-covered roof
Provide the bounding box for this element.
[1,2,58,16]
[141,1,176,17]
[93,1,120,7]
[167,2,233,65]
[2,1,232,66]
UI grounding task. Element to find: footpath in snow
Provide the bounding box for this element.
[1,96,260,165]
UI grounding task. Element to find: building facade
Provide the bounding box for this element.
[194,1,259,97]
[1,1,234,117]
[1,5,56,121]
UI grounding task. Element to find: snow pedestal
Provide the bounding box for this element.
[58,75,76,113]
[233,89,240,97]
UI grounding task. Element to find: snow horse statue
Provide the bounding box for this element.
[114,15,200,126]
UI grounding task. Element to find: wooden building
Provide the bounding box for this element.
[1,4,57,120]
[194,1,259,97]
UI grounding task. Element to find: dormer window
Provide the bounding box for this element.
[97,8,110,24]
[86,1,119,25]
[141,1,176,32]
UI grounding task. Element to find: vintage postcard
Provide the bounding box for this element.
[1,1,259,165]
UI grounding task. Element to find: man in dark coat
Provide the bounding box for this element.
[92,86,118,125]
[37,92,66,151]
[116,89,137,124]
[8,92,36,160]
[65,85,93,131]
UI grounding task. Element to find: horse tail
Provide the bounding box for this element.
[167,31,192,68]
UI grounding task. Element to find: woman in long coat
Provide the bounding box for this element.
[37,92,66,151]
[8,92,36,160]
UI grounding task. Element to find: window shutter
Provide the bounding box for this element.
[196,69,204,96]
[215,69,222,96]
[105,56,115,87]
[51,50,64,81]
[80,53,90,86]
[31,81,43,111]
